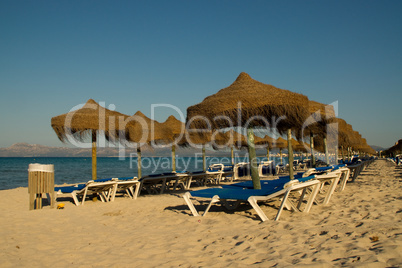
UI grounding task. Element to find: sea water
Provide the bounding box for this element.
[0,156,297,190]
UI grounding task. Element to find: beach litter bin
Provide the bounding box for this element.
[28,163,55,210]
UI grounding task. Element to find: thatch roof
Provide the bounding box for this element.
[51,99,130,142]
[254,135,275,148]
[186,72,310,136]
[305,100,336,137]
[126,111,173,145]
[273,137,287,149]
[162,115,185,138]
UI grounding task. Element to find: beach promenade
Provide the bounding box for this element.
[0,159,401,267]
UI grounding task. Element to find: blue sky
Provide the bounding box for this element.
[0,0,401,149]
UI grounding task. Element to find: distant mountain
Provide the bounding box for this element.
[369,145,386,152]
[0,143,136,157]
[0,143,242,157]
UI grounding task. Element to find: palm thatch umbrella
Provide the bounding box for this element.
[51,99,130,181]
[126,111,173,178]
[212,129,252,164]
[336,118,353,161]
[186,72,310,188]
[255,135,275,161]
[273,137,287,164]
[161,115,186,172]
[305,100,336,166]
[177,125,212,172]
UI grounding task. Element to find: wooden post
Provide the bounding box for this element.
[287,129,294,180]
[247,128,261,189]
[137,147,142,179]
[324,137,329,166]
[92,131,97,181]
[172,144,176,172]
[231,146,234,165]
[310,133,316,168]
[266,146,270,161]
[202,145,206,172]
[280,149,283,164]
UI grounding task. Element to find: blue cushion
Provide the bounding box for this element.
[94,178,113,183]
[55,183,86,193]
[190,187,280,200]
[117,177,135,181]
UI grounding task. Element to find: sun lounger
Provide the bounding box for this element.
[139,172,190,195]
[183,175,321,222]
[258,161,276,177]
[233,162,250,180]
[112,177,140,199]
[55,180,117,206]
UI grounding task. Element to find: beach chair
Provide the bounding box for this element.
[112,177,140,200]
[183,175,321,222]
[233,162,250,180]
[139,172,190,195]
[258,161,276,177]
[54,180,117,206]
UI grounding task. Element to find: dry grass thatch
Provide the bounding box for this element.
[254,135,276,148]
[186,72,310,136]
[51,99,130,143]
[273,137,287,149]
[126,111,173,145]
[305,100,337,138]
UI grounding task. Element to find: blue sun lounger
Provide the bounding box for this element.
[183,175,321,222]
[55,180,117,206]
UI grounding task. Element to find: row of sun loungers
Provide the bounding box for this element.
[54,158,375,213]
[183,159,375,222]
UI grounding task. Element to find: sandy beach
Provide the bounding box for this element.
[0,159,401,267]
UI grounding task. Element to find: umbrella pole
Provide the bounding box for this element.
[92,132,97,181]
[247,128,261,189]
[324,137,329,166]
[202,145,206,172]
[91,132,97,202]
[287,129,294,180]
[137,147,142,179]
[266,147,270,161]
[310,133,316,168]
[341,146,344,162]
[172,145,176,172]
[280,149,283,164]
[231,146,234,165]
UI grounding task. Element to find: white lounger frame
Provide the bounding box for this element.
[183,179,321,222]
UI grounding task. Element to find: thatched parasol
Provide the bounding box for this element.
[273,137,287,164]
[126,111,173,177]
[306,100,337,166]
[254,135,275,161]
[160,115,186,172]
[186,72,310,188]
[211,129,251,165]
[51,99,130,181]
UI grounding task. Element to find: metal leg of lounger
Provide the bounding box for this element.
[248,197,269,222]
[133,182,140,199]
[183,192,200,217]
[323,176,340,205]
[203,195,220,216]
[275,191,292,221]
[339,169,350,192]
[304,183,320,213]
[160,178,167,194]
[71,191,81,206]
[297,188,308,211]
[109,183,118,202]
[81,187,89,205]
[185,176,193,190]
